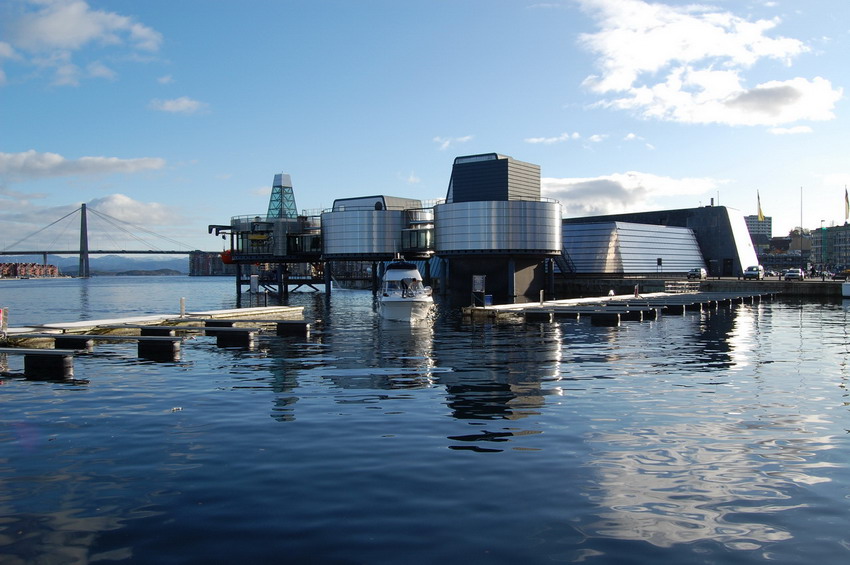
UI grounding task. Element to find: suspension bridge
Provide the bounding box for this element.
[1,204,205,277]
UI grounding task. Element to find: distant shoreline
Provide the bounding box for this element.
[1,269,186,279]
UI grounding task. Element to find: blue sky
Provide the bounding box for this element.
[1,0,847,253]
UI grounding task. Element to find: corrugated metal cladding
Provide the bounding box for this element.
[321,209,407,256]
[434,201,562,254]
[272,219,304,255]
[448,154,540,202]
[506,160,541,200]
[563,222,705,274]
[561,205,757,276]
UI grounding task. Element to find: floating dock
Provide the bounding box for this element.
[0,306,307,380]
[463,290,776,324]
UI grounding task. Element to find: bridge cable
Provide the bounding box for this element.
[87,207,194,251]
[2,207,81,252]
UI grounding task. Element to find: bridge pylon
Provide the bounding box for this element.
[79,203,90,278]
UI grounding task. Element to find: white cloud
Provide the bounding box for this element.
[0,150,165,181]
[0,41,17,84]
[768,125,812,135]
[86,60,116,80]
[433,135,473,150]
[624,132,655,149]
[577,0,842,126]
[0,194,186,252]
[0,42,16,58]
[0,184,47,202]
[542,171,717,216]
[525,132,581,144]
[11,0,162,52]
[1,0,162,85]
[87,193,182,226]
[157,74,174,84]
[150,96,207,114]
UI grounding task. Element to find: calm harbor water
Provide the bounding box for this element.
[2,276,850,564]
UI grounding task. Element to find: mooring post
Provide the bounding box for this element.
[235,263,243,307]
[324,261,332,300]
[0,310,7,372]
[25,353,75,380]
[508,257,516,304]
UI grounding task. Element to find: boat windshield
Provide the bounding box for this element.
[384,278,425,293]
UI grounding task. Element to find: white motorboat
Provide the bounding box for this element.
[380,261,433,322]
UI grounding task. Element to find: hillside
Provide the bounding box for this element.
[1,255,189,275]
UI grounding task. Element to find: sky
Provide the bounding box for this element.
[1,0,848,254]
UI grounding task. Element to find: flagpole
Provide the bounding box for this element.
[800,186,806,276]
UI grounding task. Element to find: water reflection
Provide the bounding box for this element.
[6,283,850,563]
[306,317,439,390]
[254,302,441,421]
[443,322,560,402]
[0,508,130,564]
[78,278,91,321]
[584,419,836,550]
[575,300,844,552]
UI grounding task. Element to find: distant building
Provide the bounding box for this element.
[811,224,850,269]
[0,262,60,277]
[758,233,811,273]
[189,251,236,276]
[745,215,772,239]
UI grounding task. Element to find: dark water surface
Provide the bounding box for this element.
[2,277,850,564]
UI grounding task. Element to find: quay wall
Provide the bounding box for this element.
[554,278,667,299]
[555,278,844,298]
[701,279,843,297]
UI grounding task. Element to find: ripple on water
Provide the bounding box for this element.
[3,287,850,563]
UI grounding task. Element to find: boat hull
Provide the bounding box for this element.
[380,297,433,322]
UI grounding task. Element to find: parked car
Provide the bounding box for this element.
[687,268,707,280]
[832,269,850,280]
[743,265,764,280]
[784,268,805,280]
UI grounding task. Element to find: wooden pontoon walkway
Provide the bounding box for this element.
[463,290,777,324]
[0,306,308,379]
